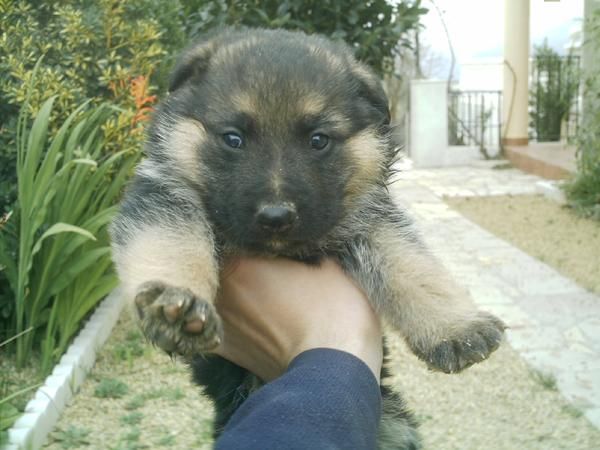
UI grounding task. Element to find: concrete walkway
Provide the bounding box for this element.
[390,161,600,430]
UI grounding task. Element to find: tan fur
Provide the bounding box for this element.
[373,224,476,348]
[298,94,326,116]
[344,129,386,199]
[231,91,259,115]
[212,36,264,66]
[113,225,218,305]
[168,119,207,184]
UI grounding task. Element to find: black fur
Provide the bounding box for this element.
[191,341,421,449]
[111,28,505,450]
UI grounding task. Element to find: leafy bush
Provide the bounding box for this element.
[564,10,600,219]
[529,41,580,142]
[0,82,141,371]
[184,0,427,77]
[0,0,184,213]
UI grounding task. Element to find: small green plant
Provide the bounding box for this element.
[124,395,145,411]
[94,378,129,399]
[120,411,143,426]
[530,369,558,391]
[529,41,580,142]
[561,404,583,418]
[0,63,141,372]
[142,386,185,403]
[52,426,91,449]
[157,433,176,446]
[113,331,146,363]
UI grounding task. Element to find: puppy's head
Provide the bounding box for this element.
[148,29,393,252]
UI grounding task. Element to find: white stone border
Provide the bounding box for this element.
[4,288,126,450]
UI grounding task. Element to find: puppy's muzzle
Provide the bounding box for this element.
[256,204,297,233]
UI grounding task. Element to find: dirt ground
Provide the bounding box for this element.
[445,194,600,295]
[43,309,600,450]
[42,193,600,450]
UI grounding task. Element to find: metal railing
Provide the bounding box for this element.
[448,90,503,154]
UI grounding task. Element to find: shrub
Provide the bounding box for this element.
[0,0,185,213]
[0,74,141,371]
[184,0,427,77]
[564,10,600,219]
[529,41,580,142]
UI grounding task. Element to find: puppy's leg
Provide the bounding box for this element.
[340,215,505,374]
[110,178,221,355]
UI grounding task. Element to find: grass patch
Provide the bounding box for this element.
[112,330,146,361]
[124,394,146,411]
[142,386,185,403]
[0,353,44,437]
[120,412,143,426]
[157,433,176,446]
[94,378,129,399]
[51,426,91,449]
[561,404,584,418]
[530,369,558,391]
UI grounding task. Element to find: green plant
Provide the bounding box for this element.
[0,329,41,443]
[113,338,145,363]
[530,368,558,391]
[94,378,129,399]
[0,0,179,214]
[124,395,145,411]
[51,426,91,449]
[0,68,141,371]
[529,41,580,142]
[120,412,143,426]
[184,0,427,77]
[564,9,600,219]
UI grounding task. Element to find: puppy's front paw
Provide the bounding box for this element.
[412,312,506,374]
[134,281,222,356]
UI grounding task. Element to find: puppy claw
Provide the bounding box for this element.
[163,304,182,323]
[412,312,505,374]
[184,319,205,334]
[134,280,222,356]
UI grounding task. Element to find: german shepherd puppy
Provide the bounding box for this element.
[110,28,505,449]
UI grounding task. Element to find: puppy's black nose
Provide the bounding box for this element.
[256,205,297,232]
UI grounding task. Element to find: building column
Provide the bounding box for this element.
[502,0,530,146]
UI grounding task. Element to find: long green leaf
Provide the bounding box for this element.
[47,247,111,297]
[30,223,96,261]
[21,96,56,208]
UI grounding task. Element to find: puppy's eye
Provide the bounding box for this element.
[310,133,329,150]
[223,132,243,149]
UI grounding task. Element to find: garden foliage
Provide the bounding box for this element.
[529,41,580,142]
[565,9,600,220]
[183,0,427,77]
[0,0,185,214]
[0,86,140,371]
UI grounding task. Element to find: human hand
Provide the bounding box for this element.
[213,257,383,382]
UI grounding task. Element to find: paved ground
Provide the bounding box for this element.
[391,160,600,430]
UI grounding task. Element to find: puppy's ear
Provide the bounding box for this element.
[352,64,391,126]
[168,40,218,92]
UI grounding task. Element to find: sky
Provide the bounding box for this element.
[420,0,584,66]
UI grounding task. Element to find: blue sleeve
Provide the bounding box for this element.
[214,348,381,450]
